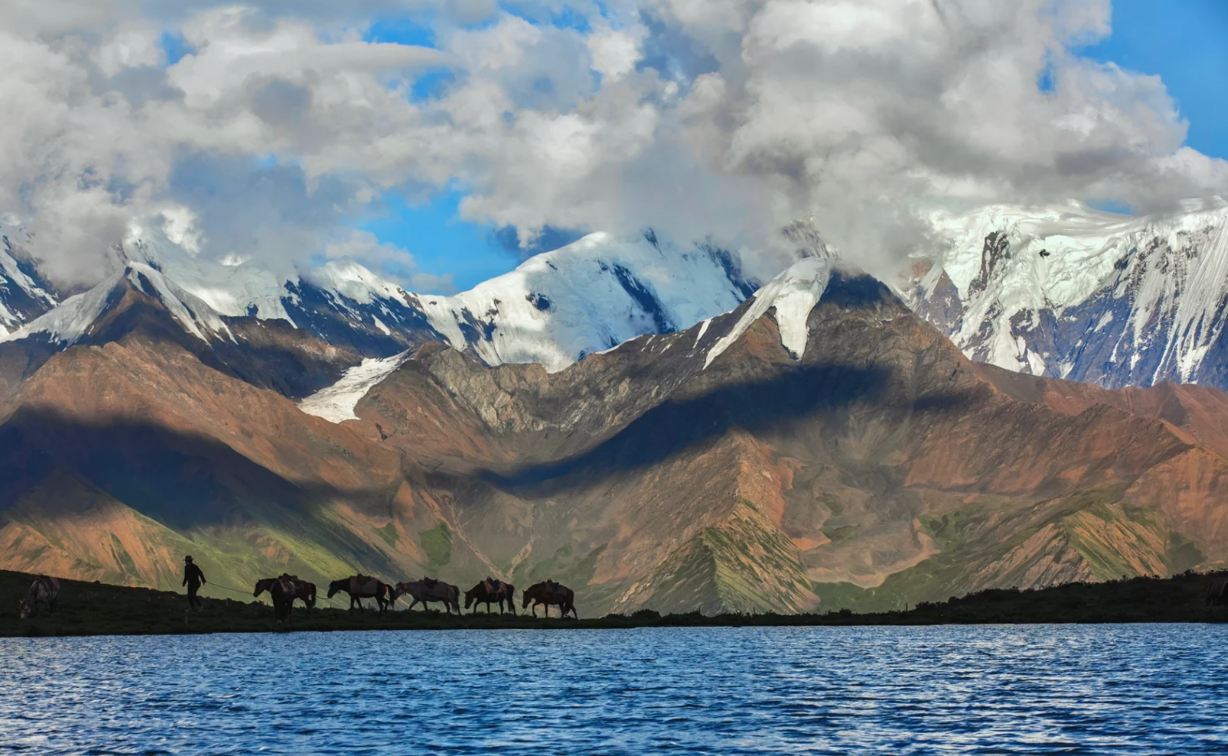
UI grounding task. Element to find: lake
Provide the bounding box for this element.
[2,625,1225,754]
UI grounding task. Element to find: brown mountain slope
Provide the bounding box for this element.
[337,272,1228,613]
[3,271,1227,614]
[0,331,490,602]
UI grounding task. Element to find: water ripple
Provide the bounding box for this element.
[1,625,1226,754]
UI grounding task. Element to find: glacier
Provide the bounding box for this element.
[907,197,1228,390]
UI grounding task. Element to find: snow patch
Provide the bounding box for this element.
[298,350,412,423]
[705,257,832,368]
[693,318,712,347]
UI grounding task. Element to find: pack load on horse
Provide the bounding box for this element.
[393,578,460,614]
[1207,575,1228,607]
[19,575,60,619]
[252,574,296,623]
[327,574,394,613]
[254,574,318,622]
[522,580,577,619]
[464,577,516,615]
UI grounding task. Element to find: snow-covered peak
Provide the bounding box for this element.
[706,256,834,368]
[119,226,293,323]
[300,258,408,306]
[1,262,232,346]
[909,197,1228,387]
[0,223,59,337]
[419,231,765,372]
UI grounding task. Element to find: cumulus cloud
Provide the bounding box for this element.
[0,0,1225,291]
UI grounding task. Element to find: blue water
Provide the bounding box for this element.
[2,625,1225,754]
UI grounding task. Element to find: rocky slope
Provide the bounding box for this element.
[6,250,1226,616]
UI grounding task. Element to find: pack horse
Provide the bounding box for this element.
[255,575,317,622]
[20,575,60,619]
[394,579,461,614]
[522,581,577,619]
[464,579,516,615]
[328,575,395,613]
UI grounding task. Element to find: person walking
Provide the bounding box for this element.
[183,555,206,612]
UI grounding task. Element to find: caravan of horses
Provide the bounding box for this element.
[252,573,574,623]
[16,571,576,624]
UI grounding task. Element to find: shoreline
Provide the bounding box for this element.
[4,569,1225,637]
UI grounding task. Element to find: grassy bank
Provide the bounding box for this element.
[2,569,1225,637]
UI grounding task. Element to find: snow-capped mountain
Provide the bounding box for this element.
[0,225,58,338]
[906,197,1228,390]
[0,223,775,399]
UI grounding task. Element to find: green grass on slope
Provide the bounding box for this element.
[815,491,1194,614]
[2,569,1225,637]
[419,524,453,569]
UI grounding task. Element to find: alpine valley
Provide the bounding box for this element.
[2,201,1228,615]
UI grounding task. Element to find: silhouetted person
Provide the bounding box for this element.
[183,555,206,612]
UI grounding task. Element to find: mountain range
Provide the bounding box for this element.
[2,203,1227,615]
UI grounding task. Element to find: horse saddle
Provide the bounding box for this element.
[351,575,379,594]
[483,579,501,594]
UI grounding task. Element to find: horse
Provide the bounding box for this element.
[394,579,461,614]
[522,581,577,619]
[1207,575,1228,607]
[464,580,516,615]
[254,575,317,609]
[20,575,60,619]
[253,576,299,623]
[328,575,394,613]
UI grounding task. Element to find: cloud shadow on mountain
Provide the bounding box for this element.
[479,358,982,492]
[0,407,405,573]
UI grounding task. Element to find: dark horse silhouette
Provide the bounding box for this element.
[255,575,316,608]
[20,575,59,620]
[464,580,516,615]
[253,576,299,623]
[522,581,577,619]
[255,575,317,622]
[328,575,394,613]
[394,580,461,614]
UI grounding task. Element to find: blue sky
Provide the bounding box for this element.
[1080,0,1228,161]
[369,2,1228,291]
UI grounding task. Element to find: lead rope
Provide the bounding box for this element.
[204,582,252,597]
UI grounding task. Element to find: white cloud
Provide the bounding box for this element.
[587,23,645,81]
[0,0,1224,291]
[324,229,455,293]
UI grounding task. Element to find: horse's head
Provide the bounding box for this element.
[253,579,271,597]
[464,586,477,609]
[327,579,345,599]
[522,587,534,608]
[18,598,32,620]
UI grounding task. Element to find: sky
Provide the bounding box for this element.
[2,0,1227,294]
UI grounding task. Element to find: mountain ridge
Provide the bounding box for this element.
[2,216,1228,615]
